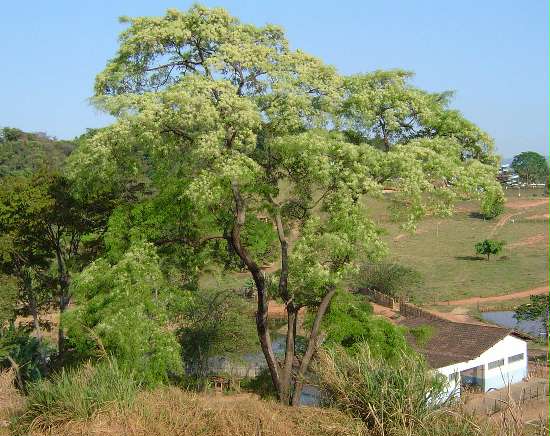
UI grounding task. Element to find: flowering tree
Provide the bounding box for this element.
[69,5,502,404]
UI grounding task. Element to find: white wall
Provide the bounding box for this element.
[436,334,527,398]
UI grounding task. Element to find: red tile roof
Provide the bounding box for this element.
[399,317,513,368]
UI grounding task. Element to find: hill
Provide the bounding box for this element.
[0,127,76,177]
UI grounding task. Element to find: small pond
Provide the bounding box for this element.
[207,334,321,405]
[480,311,546,338]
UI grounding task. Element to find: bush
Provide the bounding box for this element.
[0,325,53,388]
[316,346,447,435]
[357,262,423,298]
[64,242,184,385]
[19,358,139,430]
[311,292,409,361]
[480,187,505,219]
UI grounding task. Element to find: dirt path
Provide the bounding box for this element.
[506,198,549,210]
[508,233,548,249]
[489,211,523,236]
[436,285,549,306]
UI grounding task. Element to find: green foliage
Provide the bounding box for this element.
[514,294,549,338]
[316,346,447,435]
[474,239,505,260]
[0,128,75,178]
[0,275,18,324]
[66,4,504,402]
[0,324,53,387]
[64,241,184,385]
[314,292,409,361]
[358,262,423,298]
[177,288,257,374]
[409,325,436,347]
[480,186,505,219]
[511,151,549,184]
[19,359,139,429]
[342,70,496,163]
[241,367,278,400]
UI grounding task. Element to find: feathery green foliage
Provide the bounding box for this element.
[64,242,184,385]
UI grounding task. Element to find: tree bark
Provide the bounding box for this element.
[279,306,297,404]
[55,246,71,357]
[230,181,281,395]
[291,286,337,406]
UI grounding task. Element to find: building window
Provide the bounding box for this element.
[508,353,524,363]
[488,359,505,370]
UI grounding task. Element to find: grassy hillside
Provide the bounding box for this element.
[0,127,75,177]
[201,189,548,305]
[379,191,548,303]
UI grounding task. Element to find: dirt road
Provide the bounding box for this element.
[437,285,549,306]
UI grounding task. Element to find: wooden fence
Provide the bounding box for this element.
[360,288,399,310]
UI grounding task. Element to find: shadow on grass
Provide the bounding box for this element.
[468,212,488,220]
[455,255,485,261]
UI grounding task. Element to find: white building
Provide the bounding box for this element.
[400,317,528,399]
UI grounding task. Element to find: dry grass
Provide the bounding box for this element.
[21,387,366,436]
[0,370,25,435]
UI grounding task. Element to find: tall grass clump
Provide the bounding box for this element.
[316,346,448,435]
[19,358,139,430]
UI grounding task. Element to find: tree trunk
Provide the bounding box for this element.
[279,307,298,404]
[291,286,337,406]
[55,247,71,357]
[230,181,282,395]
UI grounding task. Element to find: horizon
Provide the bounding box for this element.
[0,1,548,157]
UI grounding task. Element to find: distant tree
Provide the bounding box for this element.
[511,151,549,185]
[474,239,505,260]
[358,262,423,298]
[0,127,76,178]
[514,295,549,339]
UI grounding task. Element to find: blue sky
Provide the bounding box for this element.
[0,1,547,158]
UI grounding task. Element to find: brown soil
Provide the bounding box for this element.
[526,213,550,220]
[505,198,549,210]
[437,285,549,306]
[508,233,548,249]
[490,211,523,236]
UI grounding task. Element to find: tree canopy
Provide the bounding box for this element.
[511,151,549,185]
[0,128,75,178]
[67,4,504,404]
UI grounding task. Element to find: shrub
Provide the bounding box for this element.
[409,325,436,347]
[311,292,409,361]
[64,242,184,385]
[357,262,423,298]
[19,358,139,430]
[177,289,258,376]
[480,187,505,219]
[0,325,53,388]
